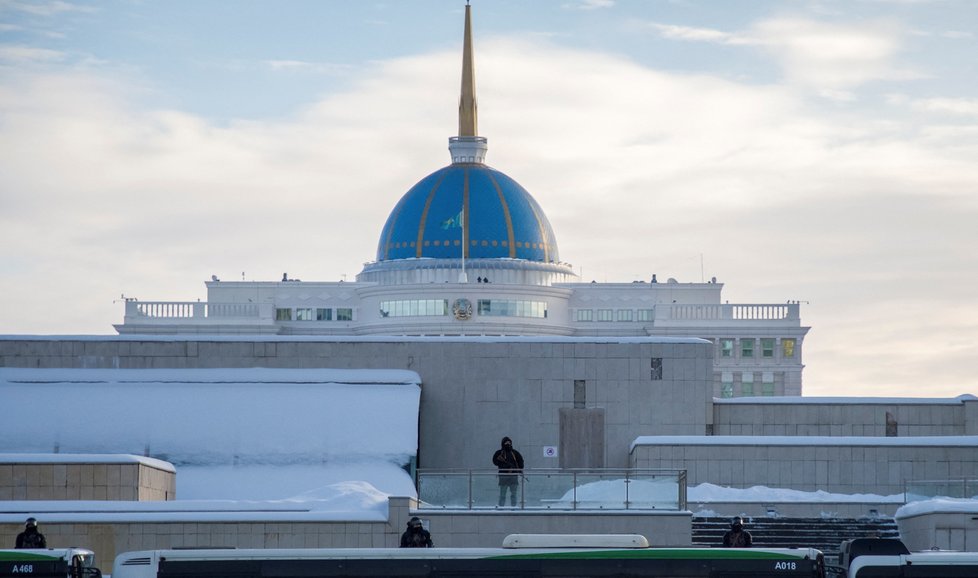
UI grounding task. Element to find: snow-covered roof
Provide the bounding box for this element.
[631,435,978,451]
[0,368,421,465]
[0,453,174,472]
[0,334,708,344]
[689,482,904,505]
[0,368,422,504]
[715,394,977,405]
[0,367,421,385]
[896,498,978,519]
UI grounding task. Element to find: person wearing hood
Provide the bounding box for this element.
[722,516,752,547]
[399,517,432,548]
[491,436,524,507]
[15,517,47,549]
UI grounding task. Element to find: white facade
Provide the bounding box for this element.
[116,276,808,396]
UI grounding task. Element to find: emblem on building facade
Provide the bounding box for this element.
[452,298,473,320]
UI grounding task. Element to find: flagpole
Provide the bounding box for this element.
[459,209,468,283]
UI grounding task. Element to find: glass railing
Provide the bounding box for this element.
[417,469,686,510]
[905,479,978,503]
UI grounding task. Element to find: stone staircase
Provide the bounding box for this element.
[692,516,900,561]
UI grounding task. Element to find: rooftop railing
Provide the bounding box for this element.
[416,469,686,511]
[124,301,269,323]
[905,479,978,503]
[658,303,800,323]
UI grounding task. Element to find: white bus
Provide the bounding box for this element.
[835,538,978,578]
[848,550,978,577]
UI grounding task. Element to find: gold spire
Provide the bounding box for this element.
[458,2,478,137]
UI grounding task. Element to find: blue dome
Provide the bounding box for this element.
[376,164,560,263]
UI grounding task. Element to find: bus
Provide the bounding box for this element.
[0,548,102,578]
[113,534,825,578]
[838,538,978,578]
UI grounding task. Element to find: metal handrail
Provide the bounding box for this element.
[904,478,978,503]
[417,468,687,511]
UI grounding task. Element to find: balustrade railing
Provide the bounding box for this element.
[416,469,686,510]
[905,479,978,503]
[126,301,263,322]
[663,303,798,321]
[133,302,196,318]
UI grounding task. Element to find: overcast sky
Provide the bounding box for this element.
[1,1,976,398]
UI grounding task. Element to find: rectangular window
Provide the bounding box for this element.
[741,338,754,358]
[336,308,353,321]
[316,308,332,321]
[576,309,593,322]
[721,371,734,398]
[741,373,754,396]
[476,299,547,318]
[379,300,448,317]
[720,339,734,358]
[574,380,586,409]
[275,308,292,321]
[651,358,662,380]
[761,338,775,358]
[762,381,775,396]
[617,309,633,322]
[596,309,613,322]
[637,309,653,322]
[782,338,796,358]
[295,308,314,321]
[720,382,734,398]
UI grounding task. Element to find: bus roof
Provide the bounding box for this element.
[115,546,822,564]
[850,551,978,575]
[0,548,94,561]
[502,534,649,548]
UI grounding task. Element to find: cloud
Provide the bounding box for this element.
[0,0,95,16]
[263,59,352,75]
[912,97,978,116]
[0,43,65,63]
[562,0,615,10]
[940,30,973,39]
[645,17,915,91]
[648,22,739,43]
[750,18,912,88]
[1,37,977,396]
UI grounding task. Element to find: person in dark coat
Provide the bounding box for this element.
[491,436,524,507]
[399,517,433,548]
[15,517,47,549]
[722,516,753,547]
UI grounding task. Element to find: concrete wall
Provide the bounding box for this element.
[714,399,975,437]
[630,439,978,495]
[0,498,691,566]
[0,337,714,470]
[0,461,174,501]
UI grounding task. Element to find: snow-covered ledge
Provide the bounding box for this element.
[0,453,175,501]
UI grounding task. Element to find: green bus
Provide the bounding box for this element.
[0,548,102,578]
[113,534,825,578]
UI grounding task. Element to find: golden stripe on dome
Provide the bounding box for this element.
[526,197,551,262]
[415,171,450,258]
[486,172,516,258]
